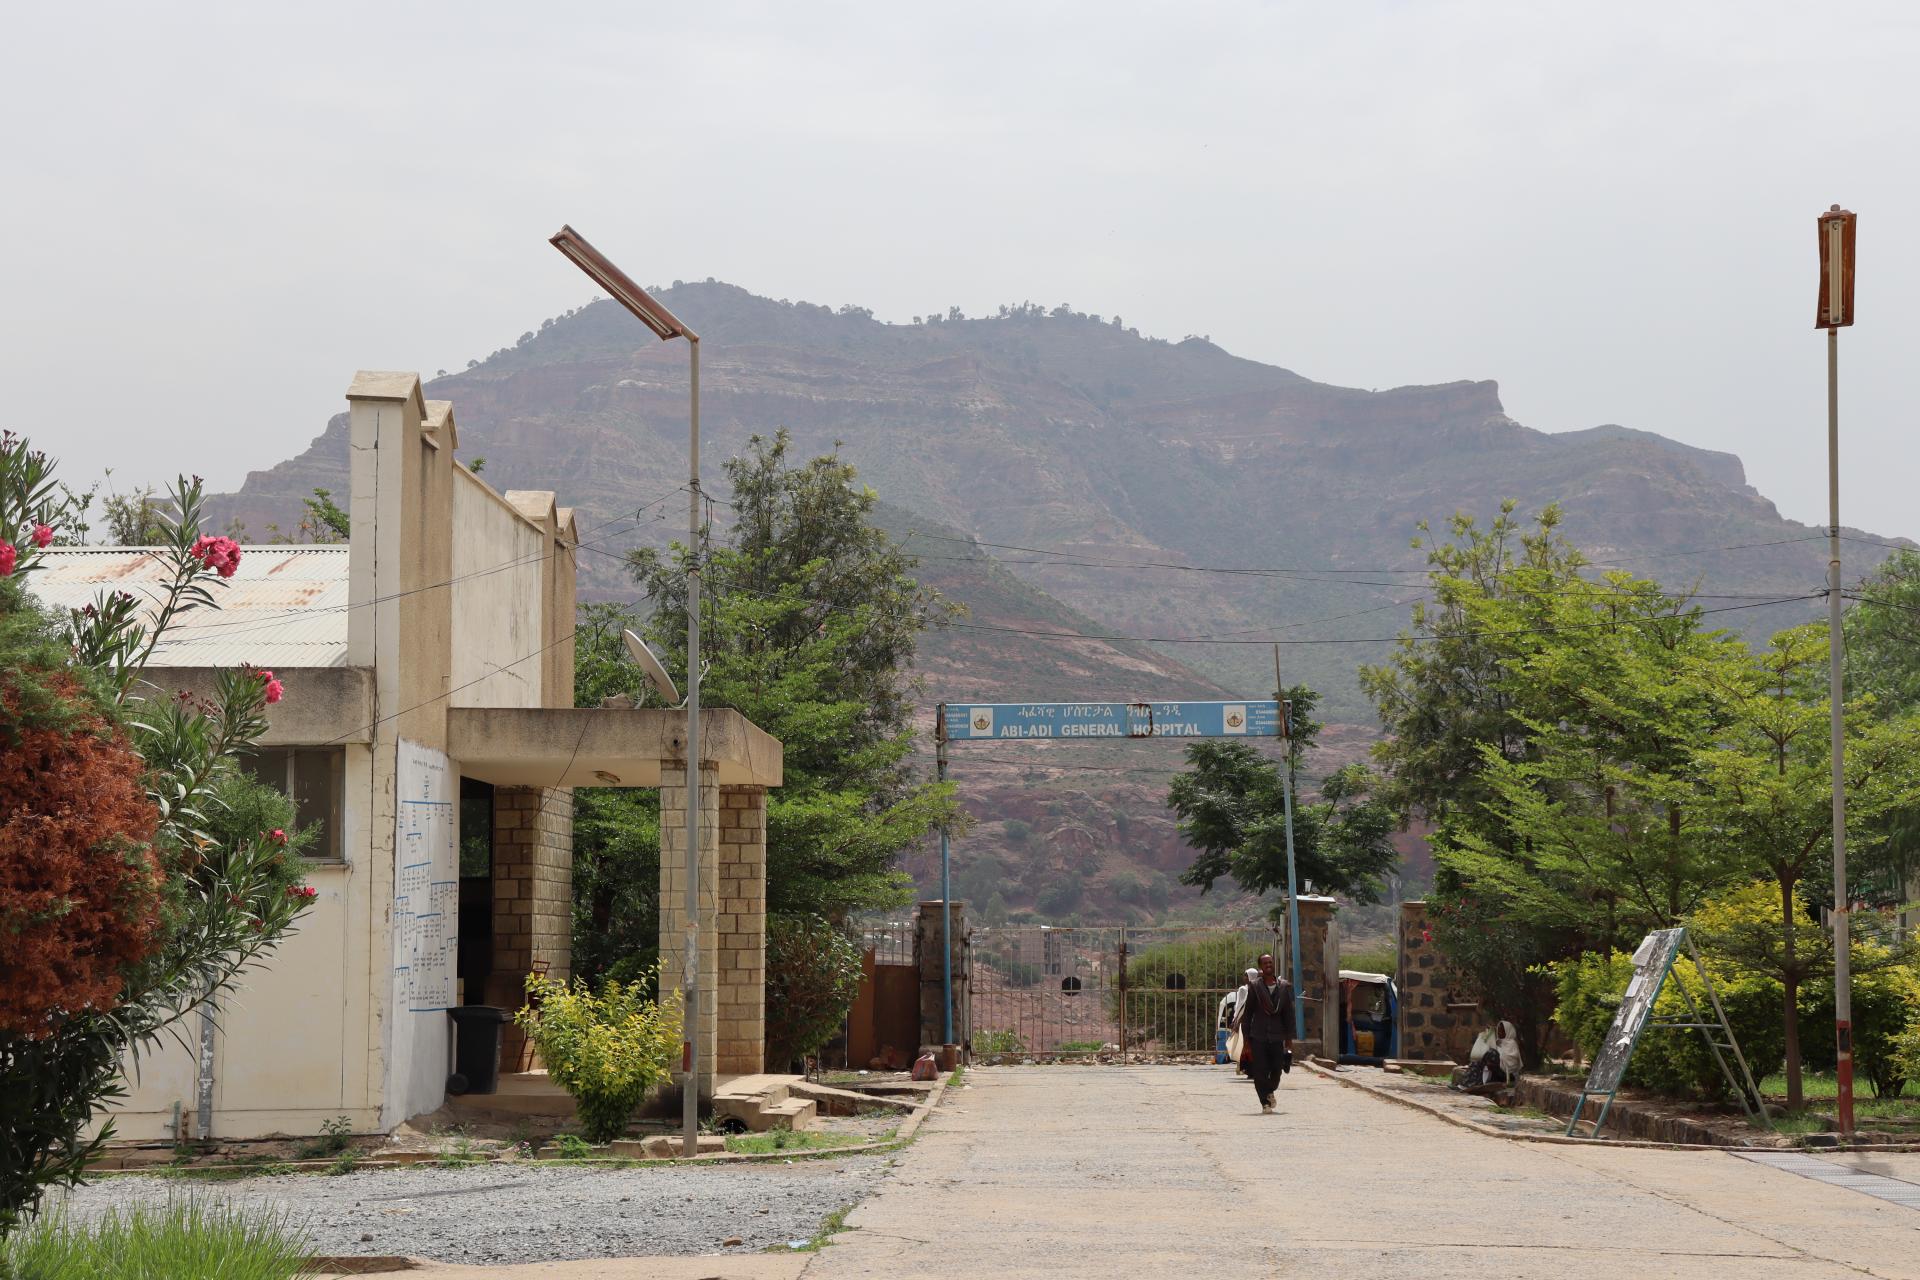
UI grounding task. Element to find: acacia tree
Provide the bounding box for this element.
[1845,548,1920,902]
[626,430,959,919]
[0,436,313,1232]
[1694,624,1920,1109]
[1168,684,1399,909]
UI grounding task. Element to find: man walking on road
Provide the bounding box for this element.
[1234,953,1294,1113]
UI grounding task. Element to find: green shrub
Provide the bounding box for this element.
[974,1029,1027,1055]
[514,970,680,1144]
[764,915,863,1071]
[3,1199,310,1279]
[1798,942,1919,1098]
[551,1133,593,1159]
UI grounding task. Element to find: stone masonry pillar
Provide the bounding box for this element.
[716,786,767,1075]
[914,900,968,1055]
[1398,901,1474,1062]
[1295,895,1338,1060]
[490,785,574,1070]
[660,764,720,1096]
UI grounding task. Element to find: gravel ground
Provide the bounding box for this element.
[50,1156,892,1265]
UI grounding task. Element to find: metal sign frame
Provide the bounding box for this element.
[935,693,1308,1045]
[1565,927,1772,1139]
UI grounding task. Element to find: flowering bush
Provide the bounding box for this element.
[514,971,682,1144]
[188,533,241,579]
[0,436,311,1234]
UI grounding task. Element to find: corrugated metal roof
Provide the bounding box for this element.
[26,547,351,669]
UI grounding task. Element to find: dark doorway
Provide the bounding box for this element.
[457,777,494,1006]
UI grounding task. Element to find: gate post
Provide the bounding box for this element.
[1117,930,1129,1060]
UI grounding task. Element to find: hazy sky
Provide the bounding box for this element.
[5,2,1916,536]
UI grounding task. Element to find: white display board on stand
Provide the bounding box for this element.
[388,740,458,1124]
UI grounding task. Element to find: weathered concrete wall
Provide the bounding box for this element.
[717,787,767,1074]
[1397,901,1476,1062]
[148,667,373,745]
[107,743,382,1140]
[451,472,546,709]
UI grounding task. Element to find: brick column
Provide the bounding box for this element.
[659,764,720,1095]
[716,787,767,1075]
[490,786,573,1069]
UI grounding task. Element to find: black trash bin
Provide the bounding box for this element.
[446,1006,510,1095]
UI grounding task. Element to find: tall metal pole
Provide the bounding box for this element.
[937,705,954,1048]
[1275,645,1305,1041]
[683,337,703,1156]
[1826,303,1855,1139]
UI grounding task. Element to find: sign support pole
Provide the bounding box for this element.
[1275,646,1305,1042]
[1818,206,1855,1138]
[937,705,954,1049]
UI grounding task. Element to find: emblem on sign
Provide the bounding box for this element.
[1223,705,1247,733]
[970,707,994,735]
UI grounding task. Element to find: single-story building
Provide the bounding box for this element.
[31,371,779,1141]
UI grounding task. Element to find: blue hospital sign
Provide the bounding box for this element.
[942,701,1282,742]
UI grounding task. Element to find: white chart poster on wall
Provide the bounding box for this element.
[395,739,458,1012]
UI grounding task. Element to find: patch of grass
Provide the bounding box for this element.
[323,1151,360,1177]
[436,1136,483,1168]
[974,1029,1026,1055]
[947,1064,966,1087]
[3,1199,311,1279]
[1056,1040,1105,1054]
[723,1130,863,1155]
[144,1155,294,1183]
[1759,1073,1920,1123]
[1490,1104,1555,1122]
[550,1133,595,1159]
[294,1115,354,1161]
[776,1202,856,1254]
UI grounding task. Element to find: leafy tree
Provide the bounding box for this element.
[763,915,862,1070]
[1358,504,1735,1058]
[1693,624,1920,1108]
[298,488,350,544]
[1845,548,1920,903]
[626,430,959,918]
[1168,684,1399,911]
[0,443,313,1233]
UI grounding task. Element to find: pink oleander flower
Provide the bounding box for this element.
[189,533,242,578]
[268,828,287,846]
[285,884,318,900]
[263,676,284,704]
[31,524,53,548]
[0,542,14,576]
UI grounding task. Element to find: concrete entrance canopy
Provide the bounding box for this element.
[447,707,782,790]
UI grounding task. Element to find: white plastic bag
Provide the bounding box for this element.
[1225,1026,1244,1065]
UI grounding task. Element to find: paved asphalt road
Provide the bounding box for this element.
[800,1065,1920,1280]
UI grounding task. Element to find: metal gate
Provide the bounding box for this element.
[969,924,1281,1058]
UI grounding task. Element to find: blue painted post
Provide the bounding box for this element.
[1274,651,1305,1041]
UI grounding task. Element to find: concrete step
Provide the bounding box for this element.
[790,1081,917,1115]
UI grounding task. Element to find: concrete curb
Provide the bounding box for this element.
[104,1076,951,1182]
[1301,1061,1737,1153]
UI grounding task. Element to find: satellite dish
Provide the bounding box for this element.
[621,629,680,705]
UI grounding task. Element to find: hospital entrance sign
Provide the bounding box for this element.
[940,700,1284,742]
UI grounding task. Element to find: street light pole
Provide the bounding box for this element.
[548,226,704,1156]
[1816,204,1857,1138]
